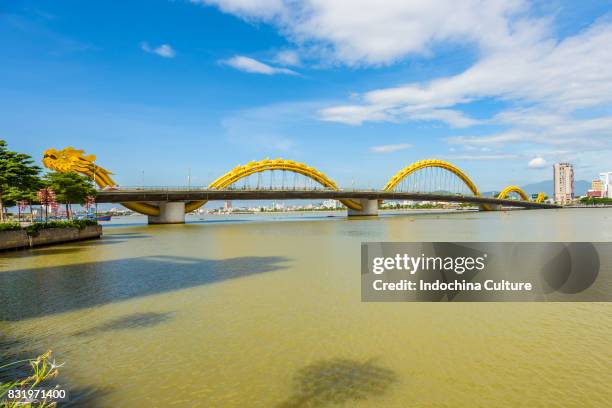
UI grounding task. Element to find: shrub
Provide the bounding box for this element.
[580,197,612,205]
[24,220,98,236]
[0,222,21,232]
[0,220,98,236]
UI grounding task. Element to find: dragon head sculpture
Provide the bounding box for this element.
[42,147,116,188]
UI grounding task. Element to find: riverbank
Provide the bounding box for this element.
[0,223,102,251]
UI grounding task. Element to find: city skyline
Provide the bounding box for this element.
[3,0,612,191]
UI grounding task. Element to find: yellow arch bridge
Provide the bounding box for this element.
[42,148,556,224]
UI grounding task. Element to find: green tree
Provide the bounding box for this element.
[0,140,42,222]
[4,186,41,220]
[44,172,97,219]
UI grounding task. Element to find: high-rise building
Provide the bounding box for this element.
[553,163,574,204]
[600,172,612,198]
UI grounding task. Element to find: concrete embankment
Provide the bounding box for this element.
[0,225,102,251]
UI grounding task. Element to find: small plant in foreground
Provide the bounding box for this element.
[0,351,62,408]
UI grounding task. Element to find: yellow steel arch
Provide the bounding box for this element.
[42,149,362,214]
[205,159,362,211]
[43,149,547,215]
[496,185,529,201]
[496,186,547,204]
[384,159,481,196]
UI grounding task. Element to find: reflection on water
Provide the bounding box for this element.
[0,255,289,321]
[278,358,397,407]
[73,312,176,336]
[2,208,612,407]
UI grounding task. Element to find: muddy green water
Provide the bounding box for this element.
[2,209,612,407]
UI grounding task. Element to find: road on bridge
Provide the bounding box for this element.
[96,189,561,209]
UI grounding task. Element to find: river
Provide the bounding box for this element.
[2,208,612,407]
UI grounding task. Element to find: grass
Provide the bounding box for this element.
[0,351,61,408]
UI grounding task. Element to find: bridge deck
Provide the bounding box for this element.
[96,189,560,209]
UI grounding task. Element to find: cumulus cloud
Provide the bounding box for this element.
[193,0,528,65]
[321,20,612,124]
[319,19,612,153]
[528,157,547,168]
[369,143,413,153]
[141,42,175,58]
[221,55,298,75]
[195,0,612,157]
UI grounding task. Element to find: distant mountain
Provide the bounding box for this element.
[575,180,592,196]
[482,179,590,197]
[519,180,553,196]
[520,179,590,197]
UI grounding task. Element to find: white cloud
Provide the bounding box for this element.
[319,105,479,127]
[448,111,612,150]
[191,0,285,20]
[447,131,531,146]
[274,49,301,66]
[196,0,612,157]
[318,18,612,149]
[357,20,612,111]
[369,143,413,153]
[447,154,519,161]
[221,55,298,75]
[193,0,528,66]
[528,156,547,168]
[319,104,391,125]
[403,108,479,128]
[141,42,176,58]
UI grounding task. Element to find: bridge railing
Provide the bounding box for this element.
[102,185,354,192]
[101,186,527,196]
[99,186,529,201]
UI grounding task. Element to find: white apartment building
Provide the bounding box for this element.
[600,172,612,198]
[322,199,340,209]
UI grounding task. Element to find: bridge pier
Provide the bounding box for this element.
[347,199,379,217]
[148,202,186,224]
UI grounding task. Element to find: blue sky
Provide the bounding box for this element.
[2,0,612,191]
